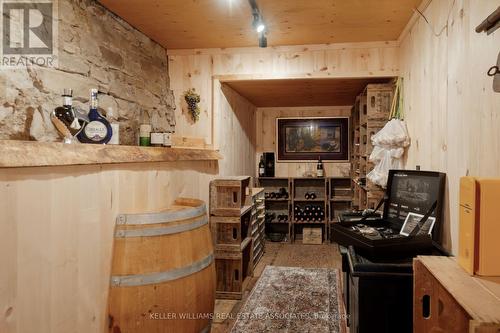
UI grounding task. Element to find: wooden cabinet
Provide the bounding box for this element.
[414,256,500,333]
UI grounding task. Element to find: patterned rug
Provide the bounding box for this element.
[230,266,346,333]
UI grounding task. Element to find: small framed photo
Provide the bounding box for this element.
[400,212,436,236]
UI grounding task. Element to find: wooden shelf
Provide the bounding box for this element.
[293,198,325,202]
[331,196,354,202]
[293,221,326,224]
[0,140,222,168]
[265,199,290,202]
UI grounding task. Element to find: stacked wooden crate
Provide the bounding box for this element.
[352,83,394,210]
[365,84,394,209]
[210,176,253,300]
[247,188,266,269]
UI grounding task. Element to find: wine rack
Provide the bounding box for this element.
[258,177,353,244]
[257,177,292,242]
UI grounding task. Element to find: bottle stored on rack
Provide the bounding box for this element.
[317,156,324,177]
[278,188,289,199]
[77,89,112,144]
[259,155,265,177]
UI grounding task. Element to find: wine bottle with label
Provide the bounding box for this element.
[53,89,82,137]
[259,155,265,177]
[77,89,112,144]
[317,156,324,177]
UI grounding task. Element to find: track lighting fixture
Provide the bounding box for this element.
[249,0,267,48]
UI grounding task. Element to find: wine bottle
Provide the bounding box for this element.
[305,192,310,200]
[77,89,112,144]
[53,89,82,137]
[317,156,324,177]
[259,155,265,177]
[310,192,317,200]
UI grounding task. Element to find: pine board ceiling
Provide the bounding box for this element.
[98,0,421,49]
[223,78,392,107]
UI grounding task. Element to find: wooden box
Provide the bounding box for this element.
[211,209,252,248]
[215,238,253,300]
[366,84,394,124]
[303,227,322,244]
[210,176,251,216]
[293,178,327,201]
[414,256,500,333]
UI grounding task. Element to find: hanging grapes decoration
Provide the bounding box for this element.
[184,89,201,122]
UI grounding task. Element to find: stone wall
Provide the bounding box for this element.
[0,0,175,144]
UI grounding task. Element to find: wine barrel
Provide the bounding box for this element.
[108,198,215,333]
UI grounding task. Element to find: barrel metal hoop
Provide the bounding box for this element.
[116,203,207,225]
[110,253,214,287]
[114,215,208,238]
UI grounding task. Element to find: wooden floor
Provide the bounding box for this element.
[211,242,343,333]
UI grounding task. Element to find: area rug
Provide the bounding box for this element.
[230,266,346,333]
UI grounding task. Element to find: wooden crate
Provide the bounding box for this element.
[210,176,251,216]
[247,188,266,268]
[414,256,500,333]
[210,210,252,248]
[330,178,353,199]
[293,178,327,201]
[359,94,368,125]
[367,191,385,211]
[215,238,253,300]
[366,84,394,123]
[366,126,383,156]
[303,227,323,245]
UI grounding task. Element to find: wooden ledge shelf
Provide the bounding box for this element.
[0,140,223,168]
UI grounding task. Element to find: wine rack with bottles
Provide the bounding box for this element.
[258,177,354,243]
[291,178,328,243]
[257,177,292,242]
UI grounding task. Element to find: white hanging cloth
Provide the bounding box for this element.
[367,119,410,188]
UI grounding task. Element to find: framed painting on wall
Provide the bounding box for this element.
[276,117,349,162]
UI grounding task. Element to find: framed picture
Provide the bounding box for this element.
[276,117,349,161]
[399,212,436,237]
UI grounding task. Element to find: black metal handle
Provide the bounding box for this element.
[488,66,500,76]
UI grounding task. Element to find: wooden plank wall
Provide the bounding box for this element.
[0,162,217,333]
[167,41,400,148]
[399,0,500,254]
[255,106,352,177]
